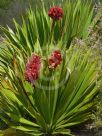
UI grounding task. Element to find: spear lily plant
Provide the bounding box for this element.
[0,0,101,136]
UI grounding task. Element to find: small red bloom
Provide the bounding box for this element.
[49,50,62,69]
[48,6,63,21]
[25,54,41,84]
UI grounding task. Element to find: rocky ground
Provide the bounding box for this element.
[72,123,102,136]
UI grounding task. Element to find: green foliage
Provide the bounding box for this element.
[0,129,16,136]
[0,0,101,135]
[1,0,94,49]
[0,0,12,9]
[86,4,102,129]
[0,39,100,135]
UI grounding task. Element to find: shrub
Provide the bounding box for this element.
[0,0,101,135]
[0,41,101,136]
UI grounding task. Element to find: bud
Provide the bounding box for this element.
[49,50,62,69]
[25,54,41,84]
[48,6,63,21]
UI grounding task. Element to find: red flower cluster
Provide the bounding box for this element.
[49,50,62,69]
[25,54,41,84]
[25,51,62,83]
[48,6,63,21]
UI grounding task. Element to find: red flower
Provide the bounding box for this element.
[25,54,41,84]
[49,50,62,69]
[48,6,63,21]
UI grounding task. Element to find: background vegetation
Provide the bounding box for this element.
[0,0,101,30]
